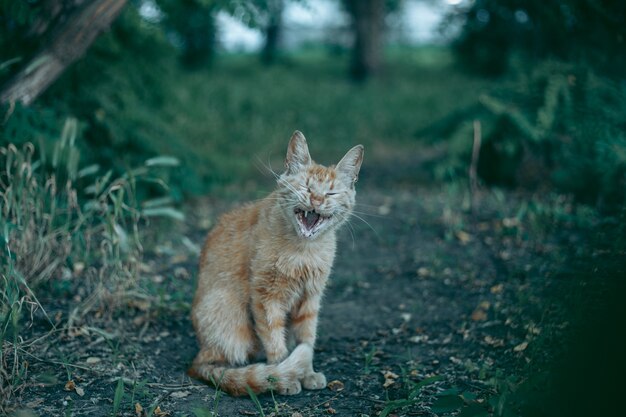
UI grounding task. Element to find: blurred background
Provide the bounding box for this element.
[1,0,624,204]
[1,1,625,415]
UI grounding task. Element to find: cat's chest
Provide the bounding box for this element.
[277,250,331,275]
[272,242,335,282]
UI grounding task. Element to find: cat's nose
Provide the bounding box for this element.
[310,194,324,208]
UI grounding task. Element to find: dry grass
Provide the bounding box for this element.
[0,118,180,411]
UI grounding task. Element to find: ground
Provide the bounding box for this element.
[17,153,584,416]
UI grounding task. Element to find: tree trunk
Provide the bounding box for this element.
[261,0,284,65]
[345,0,385,81]
[0,0,127,106]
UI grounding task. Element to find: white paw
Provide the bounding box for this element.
[277,379,302,395]
[301,372,327,390]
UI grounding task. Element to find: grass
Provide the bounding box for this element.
[36,44,492,196]
[0,123,181,411]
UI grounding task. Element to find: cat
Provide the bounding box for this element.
[188,131,364,396]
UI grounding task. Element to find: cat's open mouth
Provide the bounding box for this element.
[294,208,331,238]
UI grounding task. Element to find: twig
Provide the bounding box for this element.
[146,382,197,390]
[469,119,482,214]
[17,347,95,372]
[311,393,342,408]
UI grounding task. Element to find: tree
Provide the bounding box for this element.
[343,0,385,81]
[157,0,219,69]
[260,0,285,65]
[0,0,127,106]
[222,0,288,65]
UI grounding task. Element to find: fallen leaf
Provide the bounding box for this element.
[327,380,344,392]
[449,356,462,365]
[135,402,143,417]
[409,335,428,343]
[153,406,170,416]
[75,386,85,397]
[64,380,75,391]
[484,336,505,347]
[170,390,190,399]
[86,357,101,364]
[417,267,430,278]
[471,308,487,322]
[382,370,399,379]
[455,230,472,244]
[326,407,337,414]
[382,370,399,388]
[514,341,529,352]
[490,284,504,294]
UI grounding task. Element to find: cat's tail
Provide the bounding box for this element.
[188,344,313,396]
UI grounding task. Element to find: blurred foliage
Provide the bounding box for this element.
[0,0,46,81]
[429,61,626,210]
[157,0,219,68]
[451,0,626,76]
[2,5,188,199]
[1,0,625,211]
[3,20,490,196]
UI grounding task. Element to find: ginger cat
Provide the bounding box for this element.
[189,131,364,396]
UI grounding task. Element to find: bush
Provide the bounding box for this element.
[435,61,626,209]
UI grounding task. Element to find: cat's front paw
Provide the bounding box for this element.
[277,379,302,395]
[301,372,327,390]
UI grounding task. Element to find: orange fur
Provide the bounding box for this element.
[190,131,364,396]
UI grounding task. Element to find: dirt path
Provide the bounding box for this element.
[21,173,560,416]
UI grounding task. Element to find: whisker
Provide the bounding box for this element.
[334,209,379,237]
[336,212,357,249]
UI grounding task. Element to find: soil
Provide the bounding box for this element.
[17,161,575,417]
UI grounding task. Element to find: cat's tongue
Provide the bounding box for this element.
[304,211,320,229]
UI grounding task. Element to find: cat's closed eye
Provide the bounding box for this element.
[325,192,339,196]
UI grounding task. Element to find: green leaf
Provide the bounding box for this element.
[142,207,185,221]
[409,375,444,400]
[462,391,479,401]
[431,394,464,413]
[78,164,100,178]
[458,403,490,417]
[142,197,175,208]
[112,378,124,415]
[145,156,180,167]
[245,386,265,417]
[380,399,416,417]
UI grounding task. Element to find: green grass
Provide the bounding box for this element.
[33,43,491,196]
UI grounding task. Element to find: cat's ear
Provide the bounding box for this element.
[336,144,364,186]
[285,131,311,174]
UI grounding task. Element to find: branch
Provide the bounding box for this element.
[0,0,127,106]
